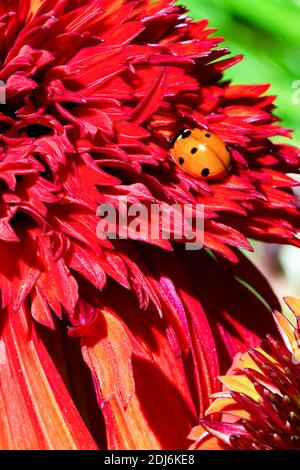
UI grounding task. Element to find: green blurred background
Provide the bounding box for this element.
[181,0,300,146]
[181,0,300,311]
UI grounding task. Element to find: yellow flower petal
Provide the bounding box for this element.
[205,396,251,420]
[219,375,260,402]
[273,310,296,354]
[284,296,300,318]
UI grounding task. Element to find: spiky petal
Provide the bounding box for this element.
[190,297,300,450]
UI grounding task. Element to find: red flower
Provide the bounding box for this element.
[190,297,300,450]
[0,0,299,449]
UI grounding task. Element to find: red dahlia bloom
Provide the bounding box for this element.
[0,0,299,449]
[191,297,300,450]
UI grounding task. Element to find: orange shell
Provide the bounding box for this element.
[170,128,231,180]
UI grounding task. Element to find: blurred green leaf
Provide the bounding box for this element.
[215,0,300,44]
[179,0,300,145]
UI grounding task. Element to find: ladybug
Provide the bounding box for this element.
[170,128,231,180]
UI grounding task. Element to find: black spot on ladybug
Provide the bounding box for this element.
[205,133,211,138]
[178,157,185,165]
[201,168,210,177]
[181,129,191,138]
[191,147,197,154]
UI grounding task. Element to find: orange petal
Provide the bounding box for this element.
[205,397,251,420]
[0,305,97,450]
[81,309,196,450]
[284,296,300,318]
[237,350,262,372]
[239,348,278,371]
[273,310,296,353]
[219,375,260,402]
[188,425,227,450]
[29,0,44,13]
[24,0,45,21]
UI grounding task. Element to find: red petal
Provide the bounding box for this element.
[0,305,97,449]
[80,307,196,449]
[131,69,167,125]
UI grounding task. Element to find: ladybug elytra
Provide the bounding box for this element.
[170,128,231,180]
